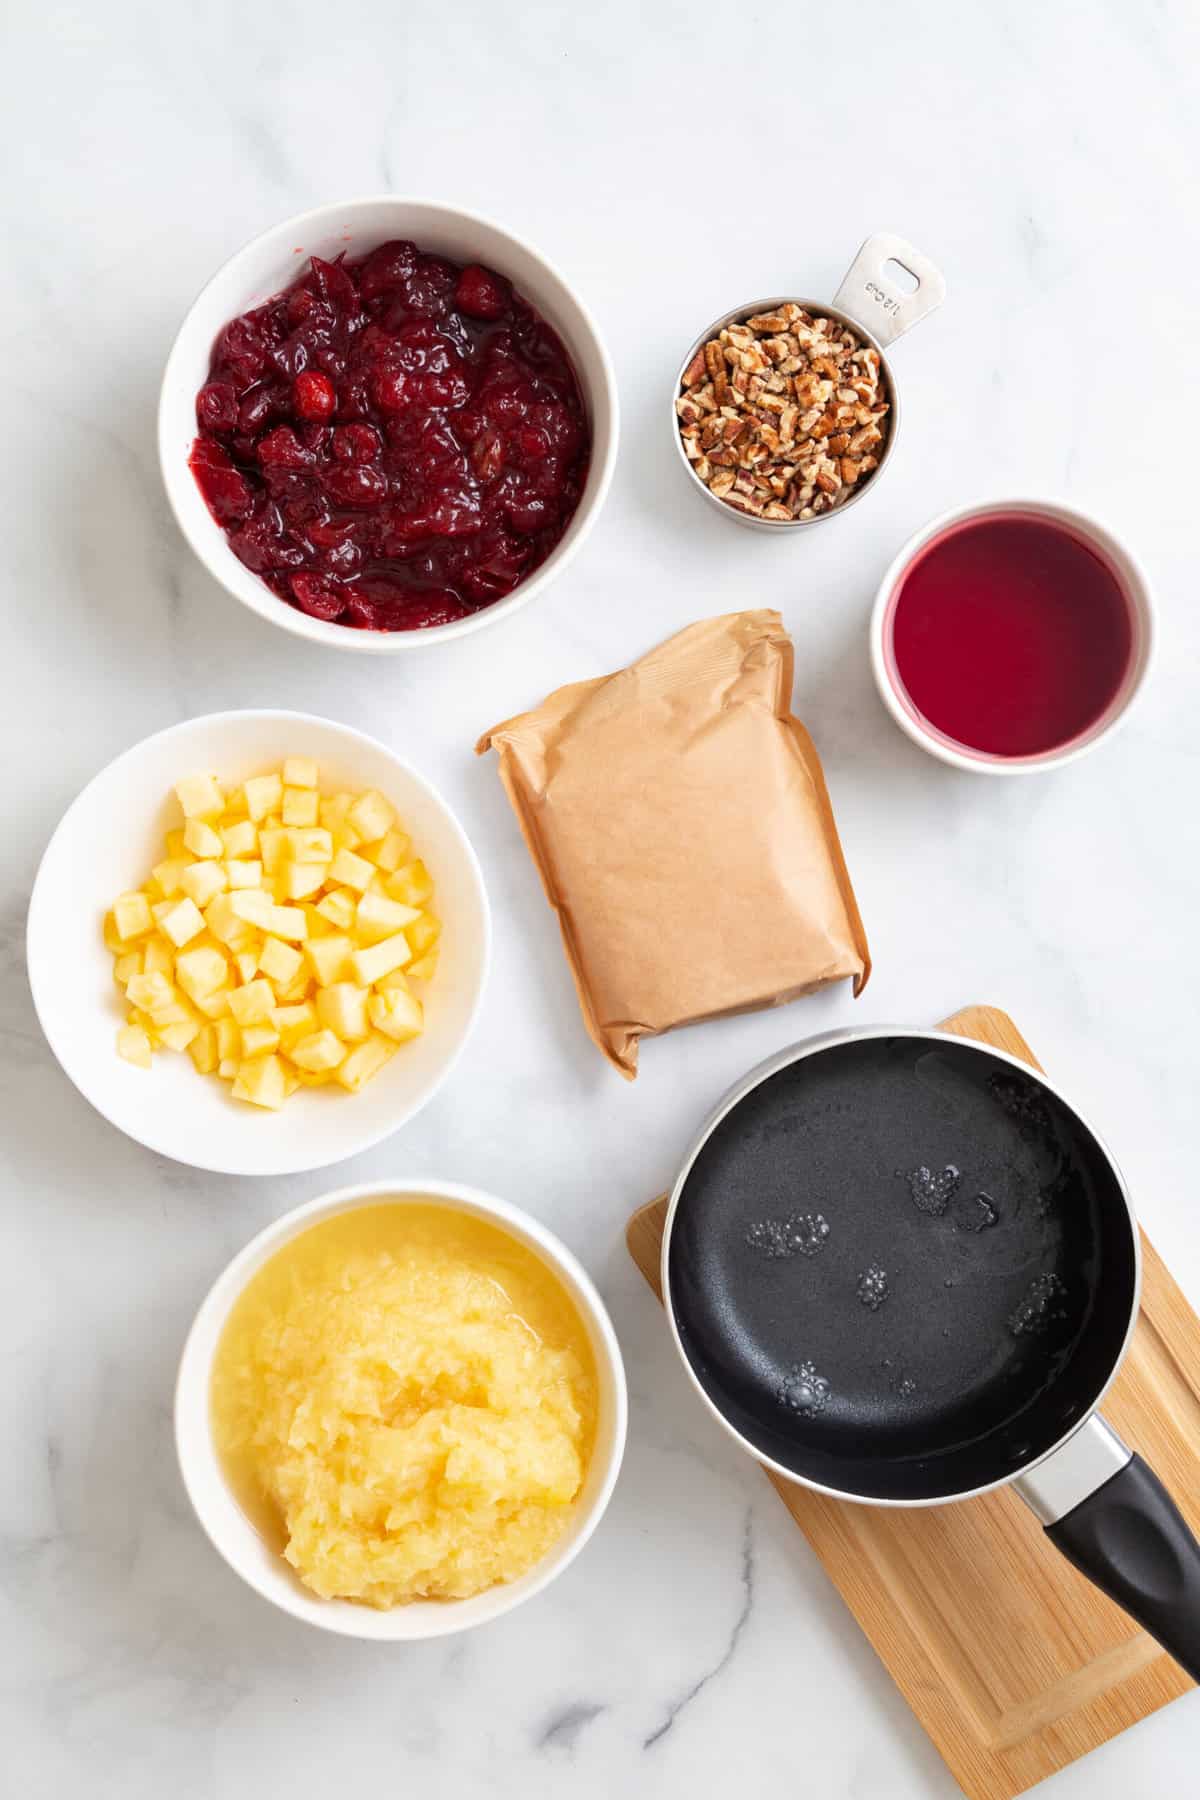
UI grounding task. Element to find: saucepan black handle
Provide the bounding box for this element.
[1046,1453,1200,1682]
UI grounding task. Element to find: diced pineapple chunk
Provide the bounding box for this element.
[279,860,327,901]
[283,756,318,789]
[274,1002,318,1050]
[282,786,320,827]
[183,818,223,859]
[175,774,224,820]
[229,890,307,940]
[285,827,334,864]
[216,1018,240,1061]
[158,896,206,948]
[240,1022,281,1058]
[406,912,441,956]
[224,858,263,890]
[315,888,357,930]
[188,1024,218,1074]
[113,950,142,986]
[350,931,412,986]
[180,860,228,909]
[356,892,421,943]
[232,1053,288,1109]
[234,949,260,985]
[244,772,284,822]
[290,1029,347,1073]
[174,945,229,1001]
[363,825,411,872]
[386,860,434,907]
[336,1032,397,1092]
[165,827,188,858]
[253,936,299,987]
[375,966,413,994]
[127,970,175,1014]
[407,950,439,982]
[228,980,275,1027]
[220,819,258,859]
[116,1023,153,1068]
[369,987,424,1042]
[257,827,288,874]
[203,893,256,951]
[103,912,125,954]
[218,1057,239,1081]
[158,1017,200,1053]
[348,788,396,843]
[193,984,234,1020]
[143,938,174,977]
[150,858,191,899]
[304,934,353,986]
[328,847,375,893]
[113,891,154,940]
[275,969,315,1004]
[316,983,371,1042]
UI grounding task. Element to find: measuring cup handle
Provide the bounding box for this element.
[832,233,946,350]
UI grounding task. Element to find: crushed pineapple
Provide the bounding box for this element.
[210,1204,597,1608]
[105,759,440,1108]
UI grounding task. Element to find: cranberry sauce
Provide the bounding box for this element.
[189,243,590,631]
[891,515,1133,757]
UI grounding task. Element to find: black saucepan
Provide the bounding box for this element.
[661,1028,1200,1677]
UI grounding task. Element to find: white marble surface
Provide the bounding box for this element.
[3,1,1199,1794]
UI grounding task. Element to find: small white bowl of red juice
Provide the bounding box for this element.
[870,499,1155,774]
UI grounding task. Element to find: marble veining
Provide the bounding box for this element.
[2,1,1199,1796]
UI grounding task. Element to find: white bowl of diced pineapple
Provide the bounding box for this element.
[27,711,490,1175]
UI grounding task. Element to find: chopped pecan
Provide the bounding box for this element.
[678,302,889,519]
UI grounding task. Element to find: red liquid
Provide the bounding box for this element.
[891,516,1134,756]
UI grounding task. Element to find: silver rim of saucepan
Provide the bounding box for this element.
[670,297,899,533]
[660,1025,1142,1507]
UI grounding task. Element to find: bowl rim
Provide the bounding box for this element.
[25,708,492,1175]
[158,194,620,654]
[174,1176,629,1638]
[868,495,1157,774]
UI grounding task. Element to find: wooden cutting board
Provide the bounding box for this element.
[626,1005,1199,1800]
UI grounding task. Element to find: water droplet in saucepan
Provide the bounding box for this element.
[777,1361,831,1416]
[746,1211,830,1260]
[903,1163,961,1217]
[949,1190,999,1233]
[1008,1272,1068,1337]
[856,1265,890,1311]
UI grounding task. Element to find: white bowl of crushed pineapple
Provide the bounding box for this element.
[27,711,490,1175]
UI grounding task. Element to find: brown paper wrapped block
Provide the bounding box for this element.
[477,610,870,1078]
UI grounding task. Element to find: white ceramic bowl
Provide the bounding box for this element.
[175,1178,628,1639]
[27,711,490,1175]
[870,498,1155,774]
[159,197,619,652]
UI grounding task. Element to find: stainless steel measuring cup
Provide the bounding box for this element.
[671,231,946,531]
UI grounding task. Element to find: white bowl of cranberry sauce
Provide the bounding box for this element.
[159,199,618,650]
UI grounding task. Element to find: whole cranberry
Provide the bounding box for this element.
[293,370,337,421]
[217,316,269,387]
[455,264,511,320]
[358,240,420,302]
[308,256,359,317]
[195,381,238,433]
[188,440,253,523]
[332,423,382,464]
[323,464,389,508]
[256,426,313,470]
[290,573,346,619]
[237,385,280,435]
